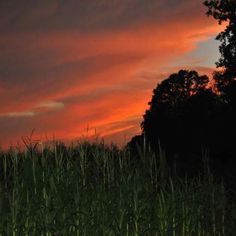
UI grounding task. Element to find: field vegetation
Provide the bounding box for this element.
[0,139,235,235]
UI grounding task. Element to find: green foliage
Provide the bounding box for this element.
[0,141,235,235]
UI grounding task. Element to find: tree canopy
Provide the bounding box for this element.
[140,70,221,175]
[137,67,236,177]
[128,1,236,180]
[204,0,236,133]
[204,0,236,82]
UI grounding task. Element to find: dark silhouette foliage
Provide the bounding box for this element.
[141,70,220,176]
[126,134,145,158]
[204,0,236,182]
[204,0,236,99]
[204,0,236,79]
[127,1,236,183]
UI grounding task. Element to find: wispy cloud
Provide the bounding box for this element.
[37,101,65,110]
[1,112,35,118]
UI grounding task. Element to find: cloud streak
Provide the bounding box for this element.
[1,112,35,118]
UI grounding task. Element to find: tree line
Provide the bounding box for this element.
[128,0,236,180]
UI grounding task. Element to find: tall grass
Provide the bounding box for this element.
[0,140,235,235]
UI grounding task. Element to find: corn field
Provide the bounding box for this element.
[0,140,235,235]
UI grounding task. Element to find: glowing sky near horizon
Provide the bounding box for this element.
[0,0,222,148]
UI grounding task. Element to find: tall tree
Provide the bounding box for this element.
[203,1,236,183]
[204,0,236,79]
[141,70,215,174]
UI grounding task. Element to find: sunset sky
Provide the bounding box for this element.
[0,0,222,149]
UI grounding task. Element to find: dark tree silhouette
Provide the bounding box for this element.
[204,0,236,79]
[204,0,236,107]
[204,1,236,183]
[141,70,219,175]
[127,2,236,182]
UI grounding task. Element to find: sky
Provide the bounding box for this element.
[0,0,222,149]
